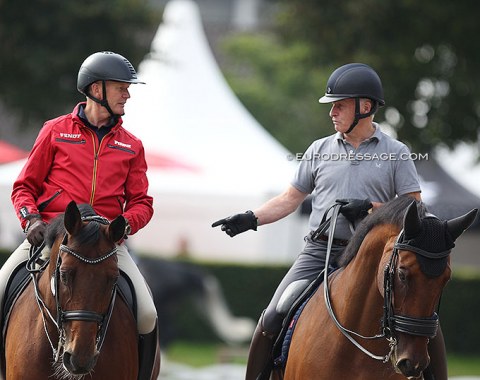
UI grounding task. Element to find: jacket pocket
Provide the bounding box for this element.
[38,190,63,212]
[55,138,86,145]
[107,144,135,155]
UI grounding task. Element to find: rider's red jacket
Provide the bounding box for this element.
[12,103,153,235]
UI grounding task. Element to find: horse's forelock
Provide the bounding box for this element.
[44,204,102,248]
[337,195,426,268]
[76,221,101,246]
[45,215,65,248]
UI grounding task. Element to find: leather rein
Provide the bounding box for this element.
[323,203,443,362]
[27,215,118,362]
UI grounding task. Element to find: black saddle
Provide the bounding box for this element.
[272,269,329,369]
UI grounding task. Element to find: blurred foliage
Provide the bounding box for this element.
[0,0,161,132]
[221,0,480,154]
[221,33,331,154]
[2,0,480,155]
[1,248,479,353]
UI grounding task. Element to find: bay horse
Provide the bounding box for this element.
[3,201,160,379]
[278,196,477,380]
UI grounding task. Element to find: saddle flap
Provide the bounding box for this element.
[117,270,137,321]
[2,262,32,346]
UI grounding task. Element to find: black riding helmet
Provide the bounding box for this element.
[77,51,145,118]
[319,63,384,133]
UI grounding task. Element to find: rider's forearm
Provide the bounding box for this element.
[254,186,308,226]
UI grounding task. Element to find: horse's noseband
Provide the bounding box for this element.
[29,215,119,363]
[54,224,118,353]
[382,230,449,340]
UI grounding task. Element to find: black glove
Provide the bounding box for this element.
[124,218,132,239]
[211,210,258,237]
[336,198,372,223]
[26,219,48,246]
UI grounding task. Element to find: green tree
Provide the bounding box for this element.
[221,0,480,154]
[221,33,331,154]
[0,0,160,137]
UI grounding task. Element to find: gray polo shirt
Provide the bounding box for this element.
[292,124,421,240]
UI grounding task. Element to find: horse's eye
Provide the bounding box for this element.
[398,269,407,283]
[60,271,69,285]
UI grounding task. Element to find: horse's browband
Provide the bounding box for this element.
[59,244,117,264]
[393,242,451,259]
[81,215,111,225]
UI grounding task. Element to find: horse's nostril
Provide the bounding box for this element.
[62,351,75,373]
[62,351,71,366]
[62,350,97,375]
[396,358,422,378]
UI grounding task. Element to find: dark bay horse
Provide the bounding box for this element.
[280,196,477,380]
[3,201,160,379]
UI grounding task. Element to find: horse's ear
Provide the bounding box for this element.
[403,200,422,239]
[446,208,478,241]
[109,216,127,243]
[64,201,82,235]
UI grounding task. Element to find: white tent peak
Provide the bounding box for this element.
[120,0,303,262]
[123,0,296,197]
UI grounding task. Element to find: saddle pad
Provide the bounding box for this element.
[273,295,311,368]
[272,268,332,369]
[118,270,137,321]
[2,262,32,346]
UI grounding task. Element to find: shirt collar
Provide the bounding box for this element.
[77,103,116,129]
[335,122,382,143]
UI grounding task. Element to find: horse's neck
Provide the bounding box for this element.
[332,225,398,326]
[346,224,398,274]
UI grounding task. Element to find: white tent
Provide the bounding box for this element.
[122,0,305,263]
[0,0,306,263]
[0,159,26,248]
[434,143,480,198]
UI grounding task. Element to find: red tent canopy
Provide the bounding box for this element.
[0,141,28,164]
[146,151,199,172]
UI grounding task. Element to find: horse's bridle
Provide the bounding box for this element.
[323,203,448,363]
[382,231,440,341]
[28,215,118,362]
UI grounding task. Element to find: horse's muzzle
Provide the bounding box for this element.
[396,357,425,379]
[63,350,99,375]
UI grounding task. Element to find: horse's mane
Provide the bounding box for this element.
[45,204,103,248]
[337,195,427,268]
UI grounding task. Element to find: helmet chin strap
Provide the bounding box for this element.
[86,80,120,121]
[345,98,378,134]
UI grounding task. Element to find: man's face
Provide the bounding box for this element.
[91,80,131,116]
[105,81,131,116]
[328,98,356,133]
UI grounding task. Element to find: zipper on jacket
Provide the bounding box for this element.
[55,138,87,144]
[107,144,135,155]
[87,128,116,207]
[86,129,101,206]
[38,190,63,212]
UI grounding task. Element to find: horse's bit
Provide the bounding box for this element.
[28,215,118,362]
[323,203,445,363]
